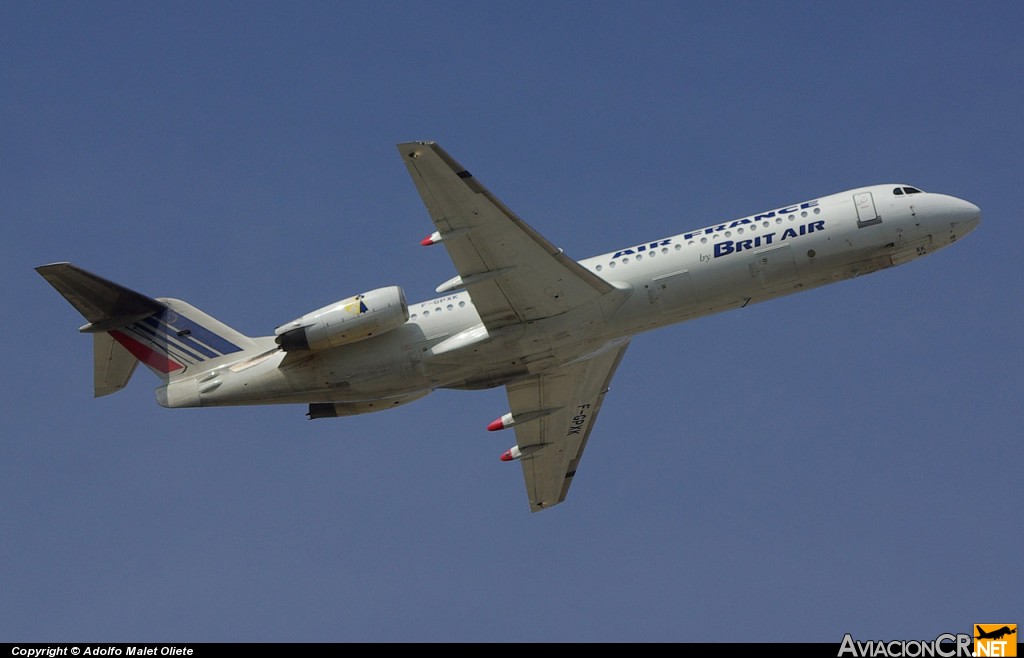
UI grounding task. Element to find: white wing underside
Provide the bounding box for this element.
[398,142,613,330]
[507,340,630,511]
[399,142,632,511]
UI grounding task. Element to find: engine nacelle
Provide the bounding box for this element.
[275,286,409,352]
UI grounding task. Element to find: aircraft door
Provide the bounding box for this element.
[854,192,881,228]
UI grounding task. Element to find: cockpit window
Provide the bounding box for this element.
[893,187,904,195]
[902,186,923,194]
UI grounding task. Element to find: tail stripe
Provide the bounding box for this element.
[109,330,184,373]
[157,310,243,356]
[126,322,206,364]
[113,308,248,375]
[138,316,219,359]
[126,310,245,365]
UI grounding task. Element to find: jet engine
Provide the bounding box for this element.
[274,286,408,352]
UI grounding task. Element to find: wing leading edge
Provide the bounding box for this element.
[398,141,614,330]
[504,340,630,512]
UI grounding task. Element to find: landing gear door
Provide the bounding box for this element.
[855,192,881,228]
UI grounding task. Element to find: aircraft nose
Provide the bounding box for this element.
[950,197,981,238]
[931,195,981,238]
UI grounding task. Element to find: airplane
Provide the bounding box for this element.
[36,142,982,512]
[976,625,1016,641]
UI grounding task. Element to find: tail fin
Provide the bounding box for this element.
[37,263,258,395]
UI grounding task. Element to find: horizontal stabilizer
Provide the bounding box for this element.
[36,262,164,329]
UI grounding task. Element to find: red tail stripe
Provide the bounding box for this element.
[109,330,184,373]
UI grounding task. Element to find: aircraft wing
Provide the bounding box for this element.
[398,142,614,330]
[504,340,630,512]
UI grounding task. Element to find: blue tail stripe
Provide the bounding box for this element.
[157,311,243,356]
[128,324,203,364]
[134,319,207,362]
[140,316,220,359]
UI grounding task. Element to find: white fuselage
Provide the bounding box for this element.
[167,184,979,410]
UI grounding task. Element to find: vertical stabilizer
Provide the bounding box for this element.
[93,332,138,397]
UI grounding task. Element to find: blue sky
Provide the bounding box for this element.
[2,1,1021,642]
